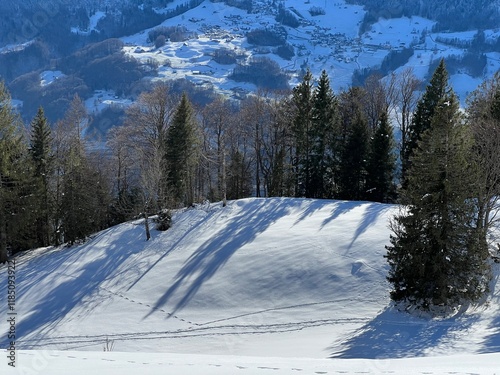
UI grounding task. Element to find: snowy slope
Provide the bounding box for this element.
[6,350,500,375]
[1,198,499,374]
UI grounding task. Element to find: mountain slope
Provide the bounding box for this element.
[1,198,499,362]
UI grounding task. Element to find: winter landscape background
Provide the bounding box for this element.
[2,0,500,373]
[2,0,500,126]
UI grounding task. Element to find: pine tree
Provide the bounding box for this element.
[0,82,39,259]
[164,94,199,207]
[386,92,491,310]
[338,112,370,201]
[54,96,110,245]
[30,107,53,247]
[292,69,314,197]
[227,150,251,200]
[310,70,338,198]
[365,111,396,203]
[402,59,450,184]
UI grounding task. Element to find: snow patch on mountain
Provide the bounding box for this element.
[71,11,106,35]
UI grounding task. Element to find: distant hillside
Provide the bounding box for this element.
[3,0,500,126]
[0,0,193,48]
[350,0,500,32]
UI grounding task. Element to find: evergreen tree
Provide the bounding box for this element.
[1,82,43,257]
[402,59,450,184]
[490,87,500,121]
[30,107,53,247]
[54,96,111,245]
[338,112,370,201]
[310,70,338,198]
[292,69,314,197]
[386,92,491,310]
[365,111,396,203]
[61,153,92,245]
[227,150,252,200]
[164,94,199,207]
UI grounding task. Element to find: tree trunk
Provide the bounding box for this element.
[222,148,227,207]
[144,210,151,241]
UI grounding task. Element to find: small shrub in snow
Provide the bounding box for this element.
[155,210,172,231]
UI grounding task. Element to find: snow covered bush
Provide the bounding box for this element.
[155,210,172,231]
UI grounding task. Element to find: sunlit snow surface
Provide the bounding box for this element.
[1,198,499,373]
[39,71,65,87]
[5,351,500,374]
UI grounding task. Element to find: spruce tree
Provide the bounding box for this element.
[292,69,314,197]
[365,111,396,203]
[164,94,199,207]
[402,59,450,184]
[338,112,370,201]
[0,82,38,258]
[310,70,338,198]
[30,107,53,247]
[386,92,491,310]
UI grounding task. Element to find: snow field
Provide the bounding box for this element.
[0,197,499,374]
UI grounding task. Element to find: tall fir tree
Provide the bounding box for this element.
[165,93,199,207]
[338,112,370,201]
[365,111,396,203]
[386,92,491,310]
[0,82,37,260]
[402,59,450,184]
[310,70,338,198]
[30,107,53,247]
[292,69,314,197]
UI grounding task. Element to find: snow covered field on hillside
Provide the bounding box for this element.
[1,198,499,373]
[115,0,495,105]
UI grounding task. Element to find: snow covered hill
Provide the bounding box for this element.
[1,198,499,373]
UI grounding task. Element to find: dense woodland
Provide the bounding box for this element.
[1,61,500,310]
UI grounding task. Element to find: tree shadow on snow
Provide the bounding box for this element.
[480,269,500,353]
[482,313,500,353]
[330,306,474,359]
[0,223,148,349]
[145,198,292,317]
[320,200,365,229]
[346,203,394,252]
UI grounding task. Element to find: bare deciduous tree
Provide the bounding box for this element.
[389,68,421,181]
[467,72,500,241]
[201,96,234,206]
[122,83,179,239]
